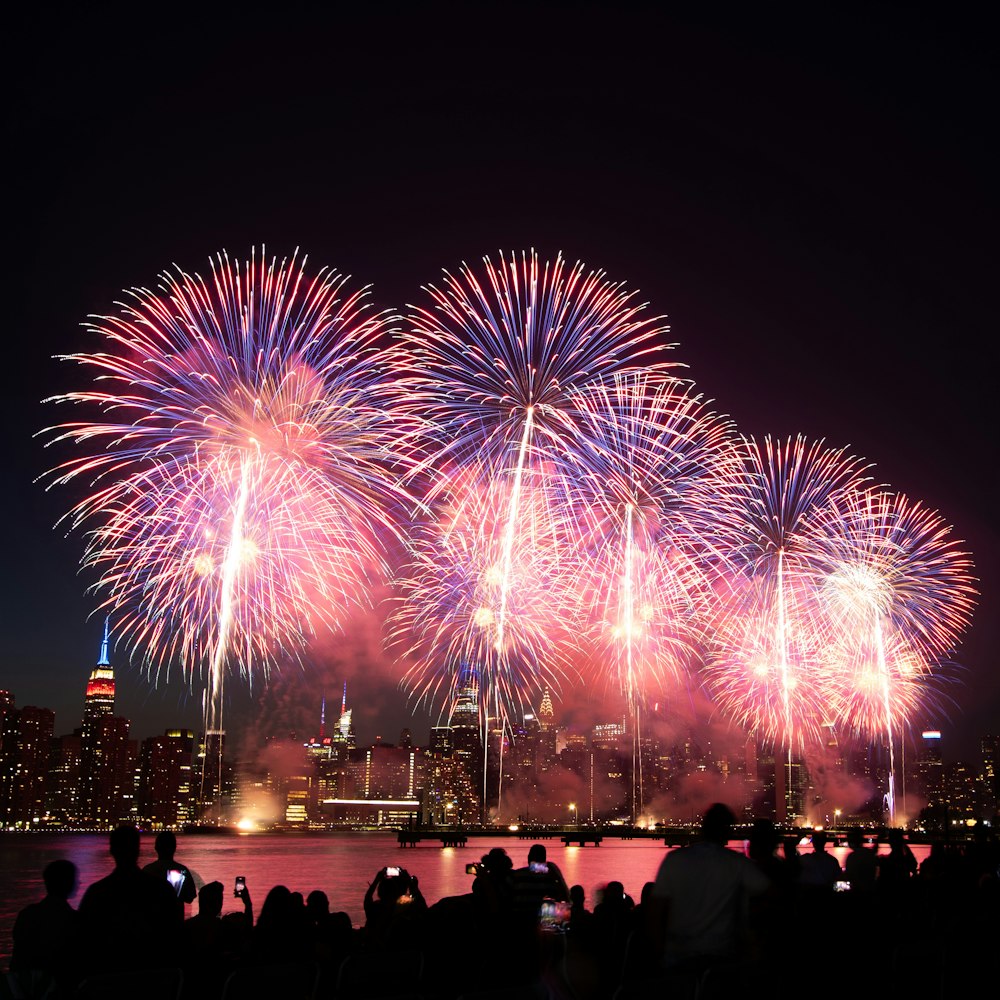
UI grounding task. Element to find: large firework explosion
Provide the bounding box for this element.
[41,249,414,752]
[704,436,875,748]
[806,487,978,821]
[567,373,743,817]
[391,253,680,731]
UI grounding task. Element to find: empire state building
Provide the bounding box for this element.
[79,617,133,827]
[82,617,115,729]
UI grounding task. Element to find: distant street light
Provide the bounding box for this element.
[569,803,577,828]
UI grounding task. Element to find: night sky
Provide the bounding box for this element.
[5,4,997,763]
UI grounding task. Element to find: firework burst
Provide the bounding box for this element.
[704,436,874,754]
[41,249,413,736]
[393,251,679,722]
[571,374,742,708]
[807,488,977,820]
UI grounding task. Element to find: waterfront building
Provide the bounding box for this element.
[46,732,84,827]
[76,620,135,827]
[137,728,196,828]
[0,701,55,828]
[195,729,234,823]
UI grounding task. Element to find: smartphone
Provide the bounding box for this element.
[539,899,572,932]
[834,880,851,892]
[166,869,186,895]
[234,876,246,897]
[385,866,401,878]
[466,863,480,875]
[529,861,549,874]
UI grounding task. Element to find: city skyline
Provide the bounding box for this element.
[5,7,996,765]
[3,625,995,831]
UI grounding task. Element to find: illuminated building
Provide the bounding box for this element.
[978,734,997,812]
[330,683,357,751]
[46,733,84,827]
[0,701,55,828]
[77,619,135,827]
[137,729,196,827]
[536,690,558,774]
[82,617,115,728]
[917,730,945,805]
[195,729,234,823]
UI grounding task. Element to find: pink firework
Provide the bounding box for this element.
[704,435,874,752]
[806,488,977,821]
[41,249,413,735]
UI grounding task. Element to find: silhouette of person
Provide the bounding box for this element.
[844,828,878,893]
[249,884,311,964]
[877,828,918,888]
[781,834,802,885]
[142,830,197,912]
[591,880,636,995]
[361,867,427,952]
[747,819,793,889]
[798,829,843,890]
[181,880,250,1000]
[77,824,182,976]
[509,843,569,930]
[568,883,594,933]
[9,859,82,999]
[650,802,771,977]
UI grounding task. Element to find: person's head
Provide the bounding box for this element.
[748,818,778,860]
[377,869,410,904]
[527,843,547,864]
[154,830,177,860]
[258,885,292,929]
[109,824,141,867]
[569,884,585,907]
[43,859,78,900]
[846,828,864,850]
[482,848,512,876]
[602,881,626,906]
[888,828,905,849]
[198,881,224,918]
[701,803,736,844]
[811,829,828,851]
[306,889,329,919]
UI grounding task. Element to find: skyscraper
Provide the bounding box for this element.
[82,617,115,728]
[78,618,134,827]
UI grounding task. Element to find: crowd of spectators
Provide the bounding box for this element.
[4,808,998,1000]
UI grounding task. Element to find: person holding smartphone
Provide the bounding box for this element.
[142,831,198,912]
[361,866,427,951]
[509,844,569,931]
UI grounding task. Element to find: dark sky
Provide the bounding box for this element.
[5,3,997,762]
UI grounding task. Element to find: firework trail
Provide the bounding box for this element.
[41,248,413,802]
[807,488,977,823]
[705,435,872,820]
[393,250,678,816]
[570,373,743,818]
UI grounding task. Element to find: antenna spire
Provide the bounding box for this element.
[97,616,111,666]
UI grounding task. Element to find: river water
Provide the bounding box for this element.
[0,831,929,967]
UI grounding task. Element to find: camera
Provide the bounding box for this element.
[385,866,402,878]
[834,880,851,892]
[166,869,186,895]
[234,876,246,897]
[466,863,482,875]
